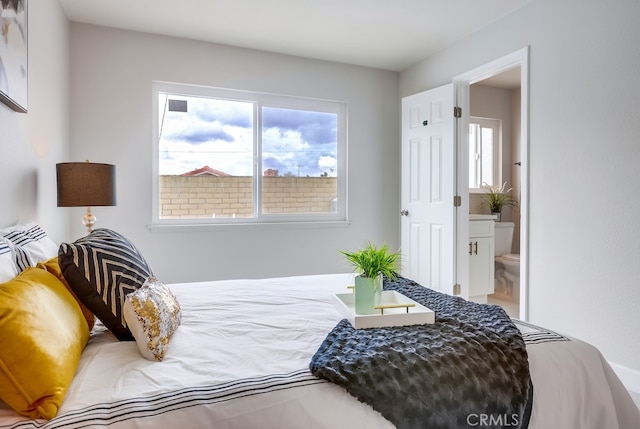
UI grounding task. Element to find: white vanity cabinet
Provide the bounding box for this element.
[468,216,495,303]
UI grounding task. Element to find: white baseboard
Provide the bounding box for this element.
[609,361,640,394]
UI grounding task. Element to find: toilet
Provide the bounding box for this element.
[493,222,520,300]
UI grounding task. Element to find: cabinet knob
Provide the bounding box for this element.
[400,209,409,216]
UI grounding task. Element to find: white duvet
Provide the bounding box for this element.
[0,273,638,428]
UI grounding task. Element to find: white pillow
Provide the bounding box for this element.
[0,222,58,271]
[123,277,181,361]
[0,238,19,283]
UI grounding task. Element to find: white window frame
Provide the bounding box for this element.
[150,81,348,229]
[468,116,501,191]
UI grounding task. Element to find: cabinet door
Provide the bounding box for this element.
[469,237,494,297]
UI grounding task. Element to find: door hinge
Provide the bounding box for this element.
[453,195,462,207]
[453,284,461,295]
[454,106,462,118]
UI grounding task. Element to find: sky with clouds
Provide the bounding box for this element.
[158,94,338,177]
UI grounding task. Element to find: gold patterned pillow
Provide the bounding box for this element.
[123,277,181,361]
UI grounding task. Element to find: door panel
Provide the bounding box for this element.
[401,84,455,294]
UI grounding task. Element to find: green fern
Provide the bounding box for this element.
[340,242,401,280]
[481,182,518,213]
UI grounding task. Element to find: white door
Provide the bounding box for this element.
[400,84,456,294]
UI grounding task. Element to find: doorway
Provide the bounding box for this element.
[454,47,529,320]
[470,69,522,318]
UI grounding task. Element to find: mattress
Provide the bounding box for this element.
[0,273,638,428]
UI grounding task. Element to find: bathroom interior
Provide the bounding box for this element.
[469,66,522,318]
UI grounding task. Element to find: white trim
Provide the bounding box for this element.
[468,116,501,190]
[610,362,640,395]
[150,80,348,227]
[453,46,529,319]
[147,220,351,233]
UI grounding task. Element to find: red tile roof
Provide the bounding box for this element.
[181,165,230,177]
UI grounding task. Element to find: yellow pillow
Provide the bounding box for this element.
[0,267,90,419]
[37,257,96,331]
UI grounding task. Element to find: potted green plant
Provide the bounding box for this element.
[340,242,401,315]
[481,182,518,221]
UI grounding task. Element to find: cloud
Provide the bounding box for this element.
[159,94,339,177]
[160,94,252,144]
[167,128,235,143]
[261,108,337,176]
[263,107,337,146]
[189,96,252,129]
[261,127,337,176]
[160,148,253,176]
[318,156,337,169]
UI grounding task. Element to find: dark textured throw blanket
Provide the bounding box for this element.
[309,276,533,429]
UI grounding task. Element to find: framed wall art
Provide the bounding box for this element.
[0,0,27,113]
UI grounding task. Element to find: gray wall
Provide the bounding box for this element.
[68,23,400,283]
[0,1,69,242]
[401,0,640,372]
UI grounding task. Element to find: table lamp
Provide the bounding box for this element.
[56,161,117,233]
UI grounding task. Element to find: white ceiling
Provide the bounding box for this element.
[478,66,521,89]
[58,0,532,71]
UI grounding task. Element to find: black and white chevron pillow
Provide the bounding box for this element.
[59,229,154,340]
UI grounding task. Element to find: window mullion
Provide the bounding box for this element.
[477,126,484,187]
[254,101,262,219]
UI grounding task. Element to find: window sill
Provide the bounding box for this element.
[147,220,352,233]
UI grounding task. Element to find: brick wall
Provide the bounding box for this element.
[159,175,337,219]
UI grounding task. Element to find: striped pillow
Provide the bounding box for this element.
[0,222,58,271]
[0,238,19,282]
[58,229,154,341]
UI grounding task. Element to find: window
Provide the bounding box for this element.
[468,117,500,190]
[152,82,347,226]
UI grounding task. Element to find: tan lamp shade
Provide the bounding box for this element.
[56,162,117,207]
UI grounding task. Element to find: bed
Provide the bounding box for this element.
[0,226,638,429]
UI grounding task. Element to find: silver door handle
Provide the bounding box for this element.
[400,209,409,216]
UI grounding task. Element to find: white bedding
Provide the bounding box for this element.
[1,273,638,428]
